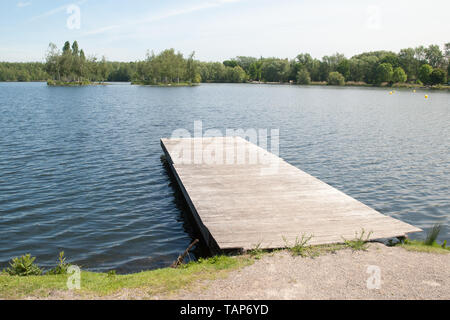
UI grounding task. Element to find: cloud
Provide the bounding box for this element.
[84,0,244,36]
[17,1,32,8]
[29,0,87,22]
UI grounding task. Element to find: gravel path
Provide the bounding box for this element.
[171,243,450,300]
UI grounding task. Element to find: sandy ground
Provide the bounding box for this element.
[170,243,450,300]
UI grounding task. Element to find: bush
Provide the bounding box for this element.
[392,67,407,83]
[47,251,71,275]
[327,72,345,86]
[5,254,42,276]
[297,69,311,85]
[376,63,393,84]
[418,64,433,85]
[430,68,447,85]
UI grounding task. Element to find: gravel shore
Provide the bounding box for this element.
[171,243,449,300]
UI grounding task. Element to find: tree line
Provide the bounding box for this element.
[0,41,448,86]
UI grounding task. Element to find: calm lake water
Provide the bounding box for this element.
[0,82,448,273]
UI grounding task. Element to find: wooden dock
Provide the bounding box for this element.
[161,137,422,252]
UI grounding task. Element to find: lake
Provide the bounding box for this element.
[0,82,448,273]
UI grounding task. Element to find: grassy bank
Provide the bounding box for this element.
[397,239,449,254]
[1,228,447,299]
[0,255,252,299]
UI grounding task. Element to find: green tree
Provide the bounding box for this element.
[429,68,447,85]
[45,43,61,80]
[235,56,257,73]
[348,58,370,82]
[227,66,247,83]
[425,44,444,68]
[79,49,86,79]
[375,63,393,84]
[418,64,433,85]
[248,61,262,81]
[398,48,419,81]
[98,56,108,82]
[223,60,238,68]
[380,53,399,68]
[392,67,407,83]
[17,70,31,82]
[296,68,311,84]
[261,58,289,82]
[62,41,71,54]
[414,46,427,63]
[327,71,345,85]
[72,41,79,56]
[71,41,81,80]
[186,51,198,83]
[60,41,73,81]
[336,59,350,80]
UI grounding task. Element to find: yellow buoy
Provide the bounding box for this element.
[389,91,393,95]
[425,95,428,99]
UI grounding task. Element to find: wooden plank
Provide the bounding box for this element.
[161,137,422,251]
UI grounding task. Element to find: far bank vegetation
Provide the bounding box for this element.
[0,41,448,88]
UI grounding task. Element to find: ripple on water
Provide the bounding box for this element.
[0,83,448,272]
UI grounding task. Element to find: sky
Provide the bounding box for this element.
[1,0,449,62]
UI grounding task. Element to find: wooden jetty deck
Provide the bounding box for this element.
[161,137,422,252]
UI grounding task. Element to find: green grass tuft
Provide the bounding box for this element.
[283,234,314,257]
[47,252,71,275]
[425,224,442,246]
[248,243,265,260]
[342,229,373,251]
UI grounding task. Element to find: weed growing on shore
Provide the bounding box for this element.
[398,224,449,254]
[425,224,442,246]
[47,252,71,275]
[342,229,373,251]
[283,234,314,257]
[4,254,42,276]
[248,243,264,260]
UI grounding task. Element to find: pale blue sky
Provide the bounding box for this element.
[1,0,449,62]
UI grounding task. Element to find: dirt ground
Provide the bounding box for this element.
[170,243,450,300]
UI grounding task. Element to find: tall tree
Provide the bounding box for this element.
[186,51,198,83]
[392,67,407,83]
[430,68,447,85]
[375,63,393,84]
[72,41,79,56]
[418,64,433,85]
[425,45,444,68]
[398,48,418,81]
[45,43,61,80]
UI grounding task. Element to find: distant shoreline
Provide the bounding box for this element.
[0,80,448,91]
[46,80,109,87]
[130,80,200,87]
